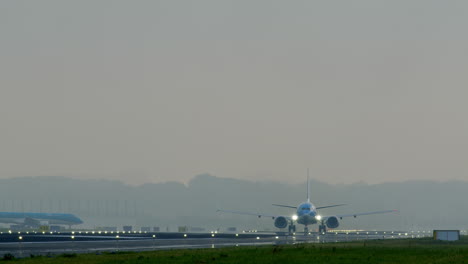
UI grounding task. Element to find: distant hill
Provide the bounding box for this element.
[0,175,466,231]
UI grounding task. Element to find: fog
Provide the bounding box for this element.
[1,1,468,185]
[1,1,467,232]
[0,175,466,232]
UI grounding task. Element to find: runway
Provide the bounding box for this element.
[0,231,430,257]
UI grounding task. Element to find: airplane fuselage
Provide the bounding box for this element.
[0,212,83,227]
[296,202,319,226]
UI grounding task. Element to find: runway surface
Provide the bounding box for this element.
[0,231,430,257]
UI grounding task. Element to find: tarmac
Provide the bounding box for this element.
[0,231,429,257]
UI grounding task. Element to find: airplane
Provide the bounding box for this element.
[217,173,398,234]
[0,212,83,228]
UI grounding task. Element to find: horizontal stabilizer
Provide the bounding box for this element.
[272,204,297,209]
[316,204,347,210]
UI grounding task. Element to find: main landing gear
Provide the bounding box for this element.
[288,224,296,234]
[288,220,296,234]
[318,224,327,234]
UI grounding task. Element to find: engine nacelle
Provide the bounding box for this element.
[274,216,288,229]
[325,216,340,229]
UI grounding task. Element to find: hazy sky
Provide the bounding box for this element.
[1,0,468,185]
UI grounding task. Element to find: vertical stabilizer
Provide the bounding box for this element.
[307,168,310,202]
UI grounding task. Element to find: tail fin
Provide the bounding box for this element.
[307,168,310,203]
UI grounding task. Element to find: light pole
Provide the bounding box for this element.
[71,236,75,252]
[18,236,23,258]
[116,235,120,251]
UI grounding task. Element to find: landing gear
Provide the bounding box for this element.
[288,219,296,234]
[288,224,296,234]
[318,224,327,234]
[304,226,309,235]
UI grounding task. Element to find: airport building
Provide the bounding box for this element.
[433,230,460,241]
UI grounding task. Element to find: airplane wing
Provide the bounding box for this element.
[328,209,399,219]
[216,209,280,219]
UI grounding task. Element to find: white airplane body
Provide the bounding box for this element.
[218,174,397,234]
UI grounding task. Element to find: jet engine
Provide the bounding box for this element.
[274,216,288,229]
[325,216,339,229]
